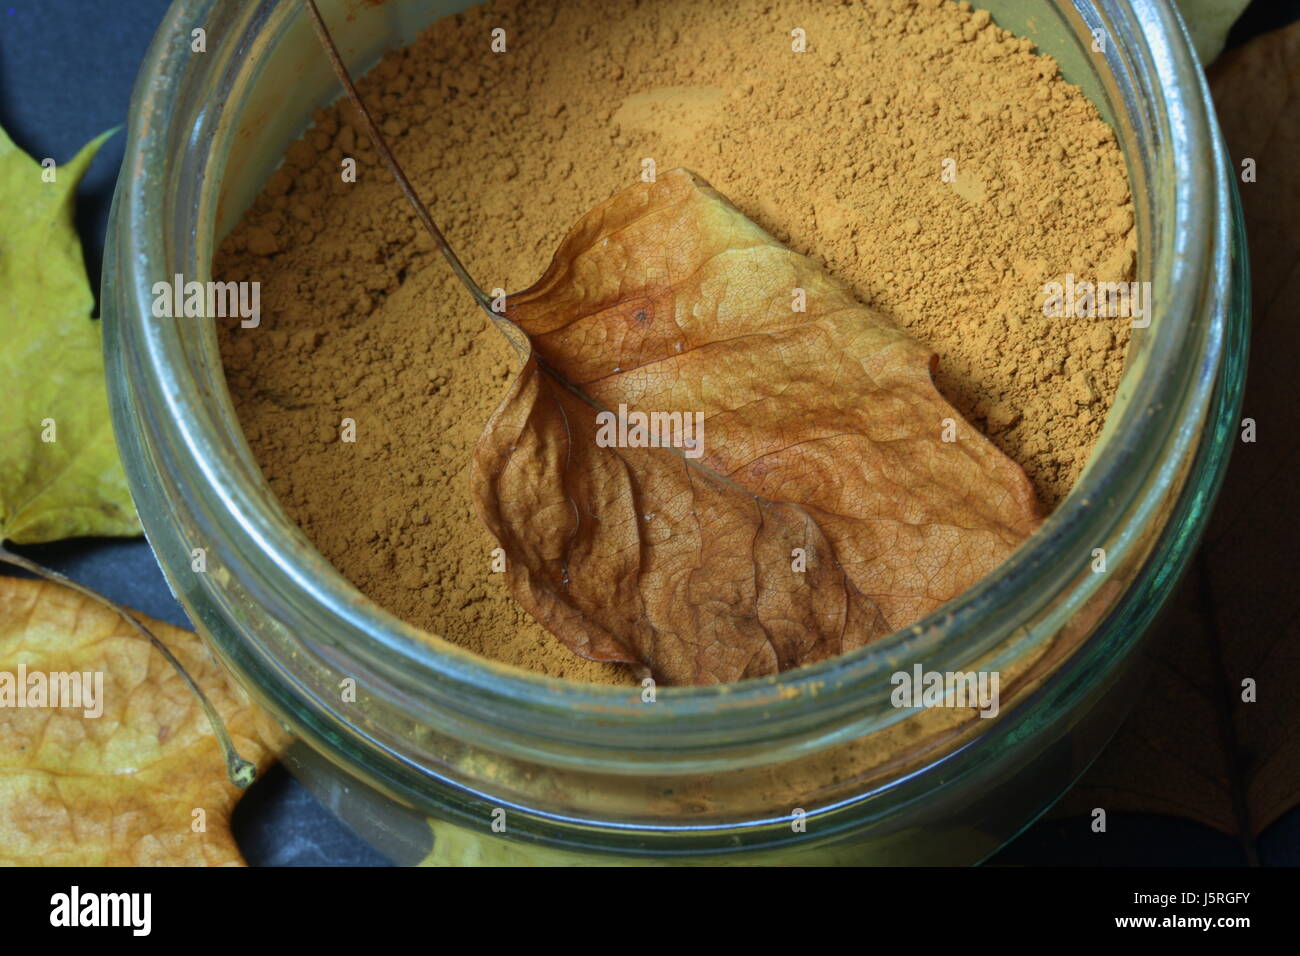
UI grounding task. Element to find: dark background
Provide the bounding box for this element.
[2,0,1297,866]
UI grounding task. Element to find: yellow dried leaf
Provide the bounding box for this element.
[1174,0,1251,64]
[0,576,283,865]
[0,124,140,544]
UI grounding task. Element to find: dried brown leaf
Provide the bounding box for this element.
[471,169,1041,685]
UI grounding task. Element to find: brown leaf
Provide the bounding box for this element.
[471,169,1041,685]
[0,576,285,865]
[1055,22,1300,849]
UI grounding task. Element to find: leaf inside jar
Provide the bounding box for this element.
[471,168,1042,685]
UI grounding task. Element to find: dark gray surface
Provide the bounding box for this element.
[2,0,1296,866]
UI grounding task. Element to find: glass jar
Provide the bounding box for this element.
[102,0,1248,864]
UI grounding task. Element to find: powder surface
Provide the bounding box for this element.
[216,0,1134,684]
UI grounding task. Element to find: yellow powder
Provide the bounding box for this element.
[216,0,1133,683]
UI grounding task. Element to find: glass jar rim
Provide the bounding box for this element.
[109,0,1233,762]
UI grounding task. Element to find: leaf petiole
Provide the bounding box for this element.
[0,547,257,789]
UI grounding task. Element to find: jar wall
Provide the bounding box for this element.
[104,0,1247,863]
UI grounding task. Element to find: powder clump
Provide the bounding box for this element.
[217,0,1134,683]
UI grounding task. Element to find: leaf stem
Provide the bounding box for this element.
[301,0,495,317]
[0,549,257,790]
